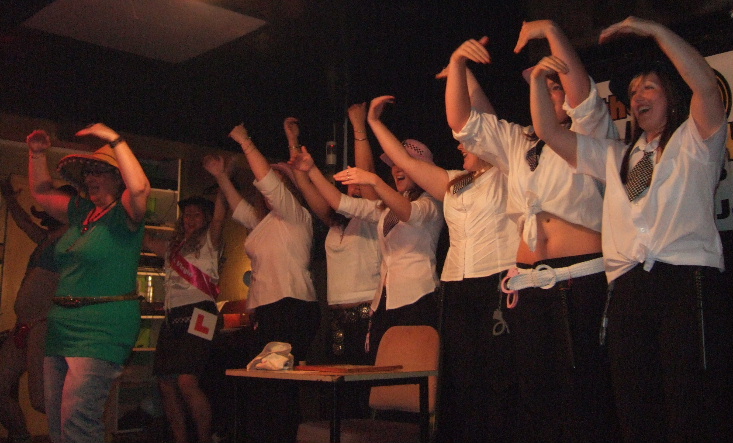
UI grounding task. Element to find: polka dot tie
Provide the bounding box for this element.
[382,209,399,237]
[525,140,545,172]
[625,151,654,201]
[452,173,474,194]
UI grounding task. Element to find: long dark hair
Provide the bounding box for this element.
[620,68,690,181]
[628,70,689,152]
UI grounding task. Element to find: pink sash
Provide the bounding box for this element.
[169,245,220,300]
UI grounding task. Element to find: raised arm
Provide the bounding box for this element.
[76,123,151,223]
[445,36,492,132]
[334,167,413,222]
[283,116,334,222]
[203,154,243,215]
[530,56,579,167]
[291,146,344,212]
[1,177,46,244]
[348,102,379,200]
[515,20,590,107]
[27,130,72,223]
[209,186,227,251]
[437,64,495,115]
[284,117,301,153]
[368,96,449,201]
[288,146,335,225]
[229,124,272,181]
[600,16,725,139]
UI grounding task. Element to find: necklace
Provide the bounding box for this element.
[81,200,117,234]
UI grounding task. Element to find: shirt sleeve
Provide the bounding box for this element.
[565,77,620,140]
[452,109,513,174]
[231,200,260,230]
[254,169,310,224]
[406,193,442,226]
[336,194,382,223]
[684,115,728,165]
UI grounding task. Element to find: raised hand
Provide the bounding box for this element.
[435,65,449,79]
[333,167,377,187]
[229,124,251,146]
[348,103,367,125]
[368,95,396,123]
[599,16,656,44]
[75,123,118,142]
[288,146,316,172]
[514,20,556,53]
[26,129,52,153]
[203,154,226,178]
[531,55,570,80]
[284,117,300,145]
[450,36,491,65]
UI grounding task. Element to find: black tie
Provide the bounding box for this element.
[625,151,654,201]
[525,140,545,172]
[452,173,474,194]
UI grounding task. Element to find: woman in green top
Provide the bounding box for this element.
[27,123,150,443]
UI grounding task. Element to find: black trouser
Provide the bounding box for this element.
[435,274,517,443]
[608,263,733,443]
[507,253,619,443]
[242,297,320,443]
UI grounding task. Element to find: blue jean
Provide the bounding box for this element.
[44,356,123,443]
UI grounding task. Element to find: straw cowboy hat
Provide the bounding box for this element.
[56,145,120,188]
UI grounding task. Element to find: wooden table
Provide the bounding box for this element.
[225,367,436,443]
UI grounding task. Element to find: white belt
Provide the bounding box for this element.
[506,257,605,291]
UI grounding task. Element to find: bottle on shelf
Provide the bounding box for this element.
[146,275,154,303]
[324,140,337,185]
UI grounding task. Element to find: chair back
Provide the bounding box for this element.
[369,325,439,413]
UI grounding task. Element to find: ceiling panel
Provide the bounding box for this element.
[23,0,266,63]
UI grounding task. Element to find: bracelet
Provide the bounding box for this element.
[109,136,124,148]
[354,137,368,141]
[242,138,255,153]
[353,129,366,133]
[29,152,46,159]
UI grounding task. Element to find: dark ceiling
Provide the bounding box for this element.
[2,0,732,169]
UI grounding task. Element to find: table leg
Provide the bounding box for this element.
[233,379,239,442]
[330,380,342,443]
[419,378,429,443]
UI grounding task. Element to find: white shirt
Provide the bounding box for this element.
[325,217,381,305]
[337,192,444,311]
[231,169,316,311]
[575,117,727,282]
[164,230,221,309]
[440,169,518,281]
[454,79,616,252]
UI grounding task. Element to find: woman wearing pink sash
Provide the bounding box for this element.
[144,191,226,443]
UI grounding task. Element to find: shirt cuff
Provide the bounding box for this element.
[563,77,599,117]
[452,108,483,142]
[254,168,280,195]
